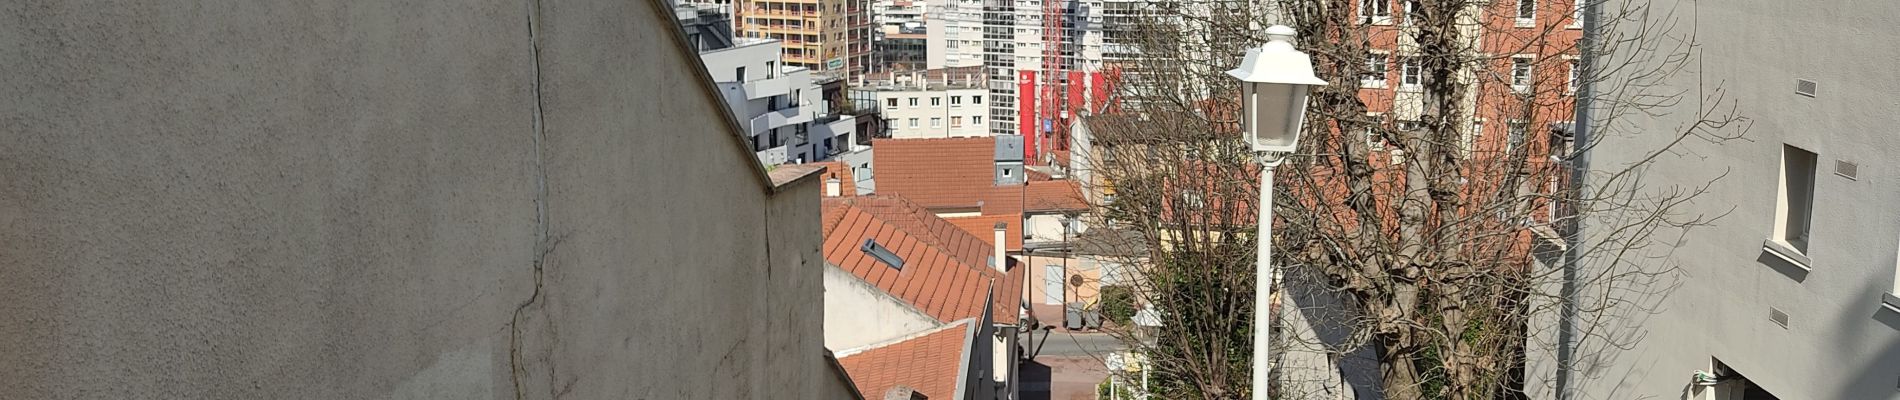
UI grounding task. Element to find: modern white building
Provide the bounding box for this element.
[980,0,1105,137]
[851,70,990,138]
[925,0,986,69]
[1531,0,1900,399]
[699,38,859,165]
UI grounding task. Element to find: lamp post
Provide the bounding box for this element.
[1224,24,1327,400]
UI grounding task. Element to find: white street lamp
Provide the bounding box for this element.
[1224,24,1326,400]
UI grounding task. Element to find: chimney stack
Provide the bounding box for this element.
[825,177,841,197]
[992,222,1008,272]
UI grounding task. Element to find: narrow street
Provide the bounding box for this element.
[1020,331,1124,400]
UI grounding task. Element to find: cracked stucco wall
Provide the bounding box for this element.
[0,0,827,398]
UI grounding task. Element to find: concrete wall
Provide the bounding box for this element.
[0,0,831,398]
[1544,0,1900,398]
[824,265,943,350]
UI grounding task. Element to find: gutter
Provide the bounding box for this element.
[1555,0,1601,397]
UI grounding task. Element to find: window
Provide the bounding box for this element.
[931,97,942,106]
[1466,120,1483,155]
[973,116,983,124]
[1567,59,1580,92]
[951,116,963,127]
[735,66,747,81]
[1772,145,1817,254]
[1363,53,1389,87]
[951,95,962,105]
[909,118,919,127]
[1511,57,1533,92]
[1507,120,1528,151]
[1360,0,1391,20]
[887,98,898,107]
[1402,0,1421,24]
[1516,0,1535,26]
[1571,0,1584,28]
[1401,57,1422,89]
[931,117,942,127]
[1366,126,1387,150]
[972,95,983,104]
[909,97,919,106]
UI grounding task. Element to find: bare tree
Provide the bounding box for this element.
[1073,0,1747,398]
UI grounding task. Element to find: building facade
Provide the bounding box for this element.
[735,0,874,77]
[926,0,987,70]
[1532,0,1900,398]
[700,39,860,165]
[852,69,991,138]
[0,0,853,398]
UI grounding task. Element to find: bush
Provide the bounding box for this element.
[1098,285,1136,326]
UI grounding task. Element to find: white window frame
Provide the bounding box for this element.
[1366,126,1388,150]
[909,97,919,106]
[1510,56,1533,93]
[1566,58,1579,93]
[1766,144,1817,268]
[1515,0,1536,27]
[930,117,942,128]
[1465,119,1484,157]
[1360,0,1393,24]
[931,96,942,107]
[886,97,898,108]
[973,116,983,125]
[951,116,963,127]
[951,95,962,106]
[1402,0,1420,25]
[908,117,920,128]
[1400,57,1422,91]
[1569,0,1584,29]
[1362,52,1390,88]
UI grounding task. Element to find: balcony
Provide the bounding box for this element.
[743,75,791,99]
[750,105,804,133]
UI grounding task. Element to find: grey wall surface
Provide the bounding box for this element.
[1551,0,1900,398]
[0,0,829,398]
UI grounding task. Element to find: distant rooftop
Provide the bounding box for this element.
[851,66,986,91]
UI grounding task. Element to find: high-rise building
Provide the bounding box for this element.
[735,0,874,78]
[925,0,986,69]
[981,0,1112,165]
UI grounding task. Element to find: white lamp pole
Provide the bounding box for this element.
[1225,24,1327,400]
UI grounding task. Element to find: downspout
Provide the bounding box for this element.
[1556,0,1600,397]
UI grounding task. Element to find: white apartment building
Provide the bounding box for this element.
[1531,1,1900,399]
[852,72,989,138]
[925,0,986,69]
[700,38,859,165]
[980,0,1104,137]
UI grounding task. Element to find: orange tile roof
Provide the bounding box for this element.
[805,160,857,197]
[873,137,998,210]
[822,195,1024,323]
[1020,180,1089,212]
[837,321,972,400]
[874,137,1089,214]
[944,214,1023,251]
